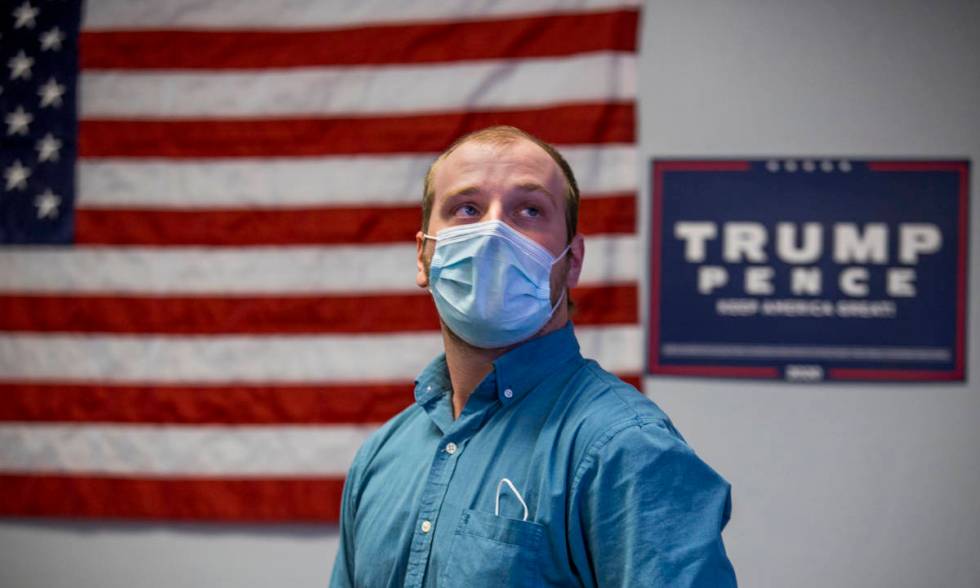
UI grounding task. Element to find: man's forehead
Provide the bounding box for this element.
[432,137,566,194]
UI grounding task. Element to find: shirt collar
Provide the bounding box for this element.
[414,353,452,406]
[492,321,580,405]
[413,322,581,416]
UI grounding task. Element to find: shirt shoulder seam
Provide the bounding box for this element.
[350,403,425,490]
[570,411,666,490]
[578,360,656,415]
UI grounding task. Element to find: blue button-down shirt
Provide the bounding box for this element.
[330,323,736,587]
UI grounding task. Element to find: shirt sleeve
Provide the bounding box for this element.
[567,418,737,588]
[328,451,363,588]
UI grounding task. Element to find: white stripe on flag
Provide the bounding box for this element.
[83,0,639,29]
[0,424,373,475]
[0,325,642,382]
[0,235,638,294]
[81,53,636,118]
[77,146,637,208]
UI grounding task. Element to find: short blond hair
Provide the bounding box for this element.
[421,126,580,244]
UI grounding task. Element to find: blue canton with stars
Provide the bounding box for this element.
[1,0,81,244]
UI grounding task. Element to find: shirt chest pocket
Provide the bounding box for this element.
[440,508,545,588]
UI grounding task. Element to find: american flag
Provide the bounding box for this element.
[0,0,642,522]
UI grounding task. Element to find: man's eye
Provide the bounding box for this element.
[522,207,541,218]
[455,204,479,217]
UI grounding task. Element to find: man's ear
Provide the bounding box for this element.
[416,230,429,289]
[565,233,585,289]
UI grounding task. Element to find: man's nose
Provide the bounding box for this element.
[484,201,505,222]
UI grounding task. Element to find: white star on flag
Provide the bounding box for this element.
[36,133,62,162]
[38,78,65,108]
[12,2,39,29]
[34,188,62,219]
[40,27,65,51]
[5,105,33,136]
[7,50,34,80]
[3,160,31,191]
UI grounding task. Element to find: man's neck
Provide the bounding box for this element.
[441,307,569,419]
[441,328,506,419]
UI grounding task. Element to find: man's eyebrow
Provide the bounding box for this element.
[514,182,556,198]
[441,183,557,202]
[442,186,482,201]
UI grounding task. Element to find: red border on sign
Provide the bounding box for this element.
[648,159,969,382]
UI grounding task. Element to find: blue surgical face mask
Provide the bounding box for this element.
[424,220,570,349]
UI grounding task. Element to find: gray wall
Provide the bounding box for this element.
[2,1,978,586]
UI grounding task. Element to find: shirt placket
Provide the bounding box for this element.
[402,405,485,587]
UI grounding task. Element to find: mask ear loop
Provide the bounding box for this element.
[551,243,572,266]
[546,242,572,315]
[548,289,567,316]
[495,478,529,521]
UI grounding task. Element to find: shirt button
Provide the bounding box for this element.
[420,520,432,534]
[445,442,457,455]
[503,388,514,399]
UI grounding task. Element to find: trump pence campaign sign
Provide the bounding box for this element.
[648,159,969,382]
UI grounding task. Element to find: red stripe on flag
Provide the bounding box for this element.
[0,284,637,334]
[74,205,424,246]
[0,381,412,424]
[619,373,643,390]
[578,193,637,236]
[0,374,644,424]
[80,10,639,69]
[74,194,636,245]
[78,103,635,158]
[0,475,346,522]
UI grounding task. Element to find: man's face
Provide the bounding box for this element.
[415,137,584,309]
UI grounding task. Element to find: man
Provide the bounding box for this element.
[330,126,736,587]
